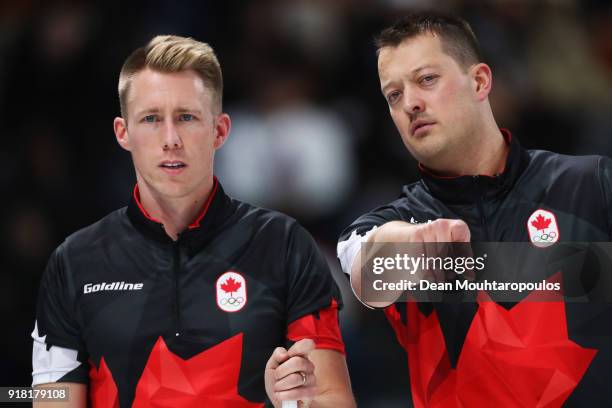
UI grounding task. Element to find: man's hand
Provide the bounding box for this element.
[375,219,471,243]
[265,339,316,407]
[352,219,472,307]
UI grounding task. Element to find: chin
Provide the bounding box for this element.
[150,183,189,199]
[405,139,445,161]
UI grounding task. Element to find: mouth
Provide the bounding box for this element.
[410,120,436,137]
[159,160,187,173]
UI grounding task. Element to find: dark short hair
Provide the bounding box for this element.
[375,13,482,70]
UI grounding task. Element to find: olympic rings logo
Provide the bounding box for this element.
[531,231,557,242]
[220,296,245,306]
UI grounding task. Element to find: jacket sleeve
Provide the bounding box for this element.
[32,244,89,386]
[336,203,409,277]
[284,222,345,354]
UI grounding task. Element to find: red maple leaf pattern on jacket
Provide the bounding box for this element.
[385,273,597,408]
[89,333,263,408]
[221,277,242,296]
[532,214,552,231]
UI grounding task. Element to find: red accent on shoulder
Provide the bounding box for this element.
[133,333,263,407]
[133,184,163,224]
[89,357,119,408]
[188,177,219,229]
[287,298,345,355]
[384,274,597,407]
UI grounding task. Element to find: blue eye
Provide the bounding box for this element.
[386,91,401,105]
[143,115,157,123]
[420,75,439,85]
[179,114,194,121]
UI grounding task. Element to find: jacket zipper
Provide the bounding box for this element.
[172,240,181,337]
[474,176,491,241]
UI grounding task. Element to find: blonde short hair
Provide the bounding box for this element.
[118,35,223,118]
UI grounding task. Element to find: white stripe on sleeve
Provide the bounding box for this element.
[336,226,377,276]
[31,320,81,386]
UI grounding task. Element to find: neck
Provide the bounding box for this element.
[137,178,214,240]
[462,127,508,177]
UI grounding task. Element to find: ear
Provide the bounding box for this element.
[114,117,131,151]
[213,113,231,150]
[470,63,493,101]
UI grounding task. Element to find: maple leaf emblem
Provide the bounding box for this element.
[90,334,263,407]
[531,214,552,231]
[134,334,263,407]
[221,277,241,296]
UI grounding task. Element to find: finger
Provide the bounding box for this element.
[275,356,315,381]
[274,370,314,392]
[287,338,315,358]
[430,219,450,256]
[419,227,441,284]
[423,243,444,284]
[447,237,475,281]
[449,219,471,242]
[265,347,289,370]
[274,384,317,403]
[411,226,432,281]
[420,223,437,244]
[433,223,451,283]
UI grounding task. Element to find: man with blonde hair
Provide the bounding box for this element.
[32,35,354,408]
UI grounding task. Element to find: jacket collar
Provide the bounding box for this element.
[127,177,235,246]
[417,129,530,205]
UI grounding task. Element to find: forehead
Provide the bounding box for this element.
[128,68,211,110]
[378,34,457,83]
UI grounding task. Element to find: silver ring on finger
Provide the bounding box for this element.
[299,371,307,386]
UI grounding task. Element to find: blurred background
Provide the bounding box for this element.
[1,0,612,406]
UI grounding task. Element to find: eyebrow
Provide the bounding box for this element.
[134,108,160,117]
[411,64,440,74]
[176,107,203,114]
[134,107,203,117]
[381,64,441,93]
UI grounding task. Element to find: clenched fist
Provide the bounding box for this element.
[353,219,473,307]
[265,339,316,408]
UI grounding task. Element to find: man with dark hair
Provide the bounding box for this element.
[32,35,355,408]
[375,13,481,66]
[338,12,612,406]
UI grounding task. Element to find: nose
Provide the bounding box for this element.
[402,91,425,114]
[162,121,183,151]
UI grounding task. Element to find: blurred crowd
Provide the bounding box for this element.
[1,0,611,406]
